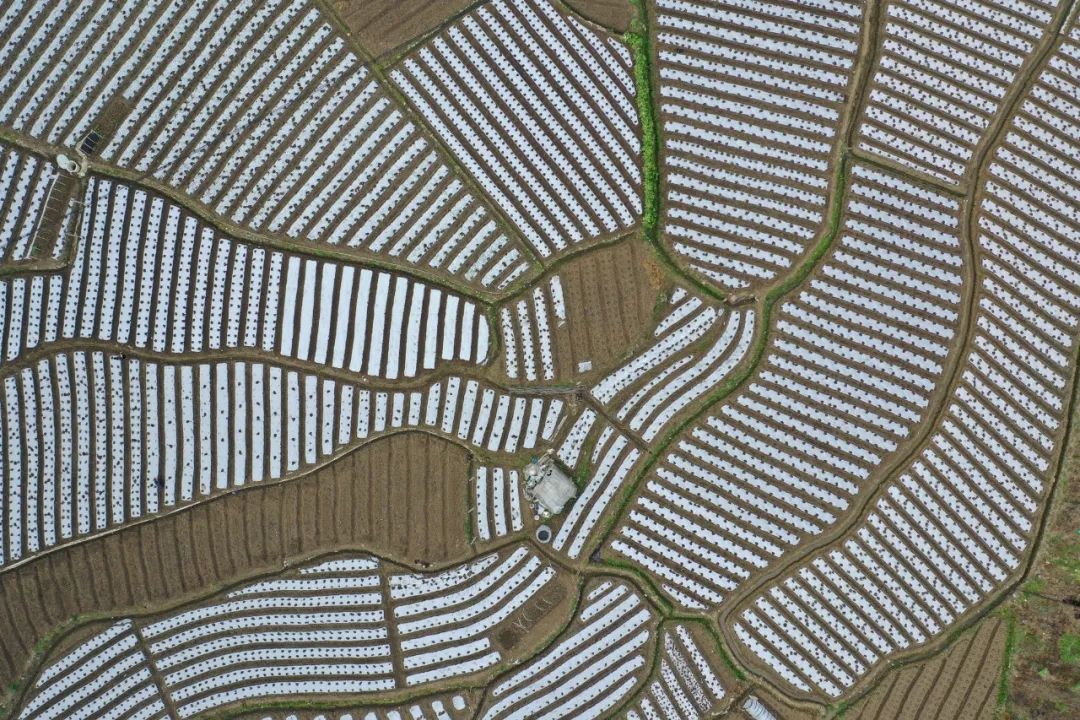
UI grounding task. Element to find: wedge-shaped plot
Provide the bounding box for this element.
[0,143,79,268]
[733,28,1080,699]
[388,548,572,688]
[856,0,1059,185]
[0,0,529,288]
[591,287,756,442]
[551,416,643,560]
[391,0,642,258]
[0,179,488,377]
[624,623,729,720]
[0,350,565,567]
[606,162,966,610]
[477,578,657,720]
[498,241,660,384]
[656,0,864,290]
[16,546,570,720]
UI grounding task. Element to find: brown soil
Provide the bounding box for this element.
[352,432,471,565]
[846,617,1007,720]
[563,0,635,33]
[77,95,130,155]
[0,432,472,708]
[328,0,478,59]
[553,240,664,379]
[1002,405,1080,720]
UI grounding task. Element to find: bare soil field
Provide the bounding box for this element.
[844,617,1007,720]
[1000,397,1080,720]
[498,239,664,384]
[563,0,635,32]
[557,241,663,375]
[328,0,479,59]
[345,432,471,565]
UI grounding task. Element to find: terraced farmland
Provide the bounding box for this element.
[1,178,491,372]
[390,0,643,259]
[730,19,1080,700]
[0,0,531,290]
[606,160,968,610]
[0,0,1078,718]
[654,0,865,290]
[14,547,572,719]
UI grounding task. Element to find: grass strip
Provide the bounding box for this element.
[995,609,1019,716]
[624,0,729,305]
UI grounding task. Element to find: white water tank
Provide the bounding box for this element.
[56,153,81,174]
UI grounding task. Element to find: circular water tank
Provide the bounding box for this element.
[57,154,81,173]
[535,525,553,543]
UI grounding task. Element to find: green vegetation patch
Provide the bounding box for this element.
[624,1,659,237]
[997,610,1020,709]
[1059,633,1080,666]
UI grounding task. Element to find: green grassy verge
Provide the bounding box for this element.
[996,609,1020,715]
[625,0,658,235]
[601,557,675,616]
[694,618,748,682]
[624,0,730,305]
[625,27,659,238]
